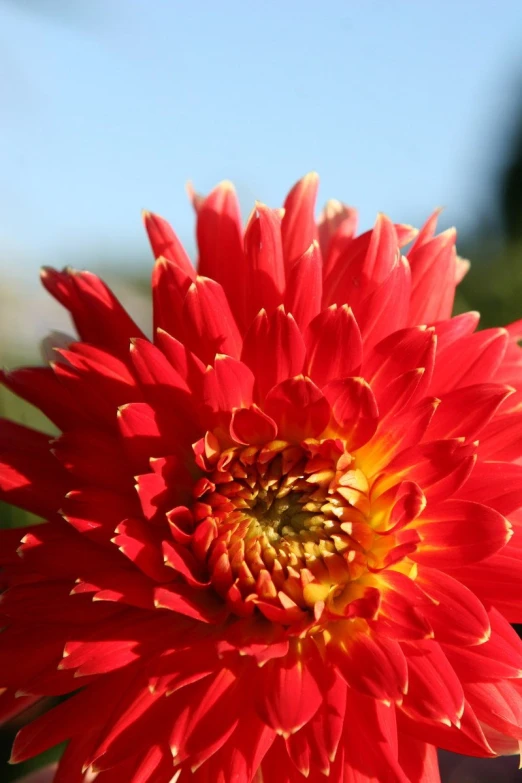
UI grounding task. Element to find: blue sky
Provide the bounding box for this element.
[1,0,522,277]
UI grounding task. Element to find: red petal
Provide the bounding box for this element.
[364,326,436,414]
[191,706,275,782]
[41,267,145,359]
[162,539,208,587]
[447,552,522,623]
[202,355,255,430]
[154,584,227,623]
[323,377,379,449]
[143,210,195,278]
[254,640,322,736]
[1,367,91,431]
[285,241,322,331]
[155,329,206,396]
[286,671,347,776]
[151,256,193,341]
[341,689,409,783]
[11,669,134,763]
[408,228,458,324]
[444,607,522,682]
[412,499,511,568]
[113,518,173,582]
[195,180,247,329]
[182,276,242,364]
[400,641,464,725]
[62,487,139,544]
[457,460,522,515]
[324,214,400,309]
[244,203,285,319]
[397,703,494,758]
[230,405,278,446]
[52,429,131,492]
[264,376,330,441]
[356,256,412,348]
[117,402,167,472]
[478,411,522,461]
[281,172,319,268]
[241,307,306,402]
[370,569,433,640]
[432,310,480,352]
[305,304,362,387]
[426,383,513,441]
[415,566,490,645]
[0,420,69,517]
[430,328,508,395]
[380,439,477,504]
[319,199,358,277]
[397,737,441,783]
[465,679,522,740]
[358,397,439,478]
[329,624,408,704]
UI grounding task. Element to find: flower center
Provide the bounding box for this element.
[192,434,420,628]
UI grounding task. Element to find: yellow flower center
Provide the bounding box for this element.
[193,435,421,628]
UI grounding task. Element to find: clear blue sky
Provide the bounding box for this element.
[1,0,522,276]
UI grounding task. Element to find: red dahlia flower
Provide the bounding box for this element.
[2,173,522,783]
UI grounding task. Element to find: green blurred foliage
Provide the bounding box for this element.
[456,240,522,328]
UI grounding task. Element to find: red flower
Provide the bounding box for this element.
[2,173,522,782]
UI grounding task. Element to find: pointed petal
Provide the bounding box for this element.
[400,641,464,726]
[430,328,509,395]
[151,256,193,341]
[305,304,362,387]
[415,566,490,646]
[319,199,358,276]
[364,326,436,414]
[412,499,511,568]
[426,383,513,441]
[281,172,319,268]
[182,276,242,363]
[356,256,412,348]
[143,210,195,277]
[195,180,247,328]
[329,624,408,704]
[203,355,255,409]
[244,203,285,319]
[408,228,458,324]
[41,267,145,358]
[241,307,306,401]
[285,241,322,330]
[254,641,322,736]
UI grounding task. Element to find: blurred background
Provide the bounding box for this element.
[1,0,522,780]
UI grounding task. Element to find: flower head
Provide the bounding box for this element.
[2,174,522,782]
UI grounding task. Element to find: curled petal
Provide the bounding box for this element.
[264,376,330,442]
[323,377,379,449]
[230,406,278,446]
